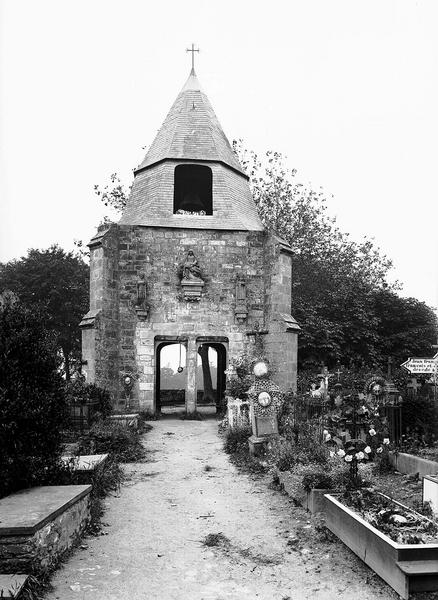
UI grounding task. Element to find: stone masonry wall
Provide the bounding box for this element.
[0,494,90,574]
[82,226,120,395]
[117,225,266,410]
[85,223,298,409]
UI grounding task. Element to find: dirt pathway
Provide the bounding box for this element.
[47,419,397,600]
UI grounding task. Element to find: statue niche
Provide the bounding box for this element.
[179,249,205,301]
[235,274,248,323]
[134,273,149,320]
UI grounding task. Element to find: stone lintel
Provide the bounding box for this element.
[0,485,91,536]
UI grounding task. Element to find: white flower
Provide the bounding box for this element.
[364,446,372,454]
[369,428,376,436]
[345,455,353,463]
[356,451,365,460]
[329,451,335,458]
[383,438,390,445]
[376,447,383,453]
[325,433,331,441]
[337,449,346,457]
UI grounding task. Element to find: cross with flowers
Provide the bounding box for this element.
[324,425,391,488]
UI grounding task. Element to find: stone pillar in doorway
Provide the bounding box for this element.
[186,338,198,413]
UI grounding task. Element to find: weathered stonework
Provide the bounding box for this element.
[81,224,299,412]
[80,68,300,412]
[0,486,91,574]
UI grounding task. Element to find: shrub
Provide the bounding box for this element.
[301,469,335,492]
[223,427,252,454]
[79,420,146,462]
[0,293,67,498]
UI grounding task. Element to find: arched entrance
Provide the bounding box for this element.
[155,339,187,414]
[196,338,227,414]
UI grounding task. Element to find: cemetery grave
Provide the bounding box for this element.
[224,352,438,599]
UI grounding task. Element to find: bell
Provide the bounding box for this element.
[180,191,204,212]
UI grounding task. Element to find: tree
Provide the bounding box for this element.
[232,140,437,369]
[0,245,89,379]
[96,146,437,370]
[0,292,67,497]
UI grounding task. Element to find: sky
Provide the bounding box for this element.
[1,0,437,310]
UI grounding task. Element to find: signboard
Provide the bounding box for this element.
[401,353,438,374]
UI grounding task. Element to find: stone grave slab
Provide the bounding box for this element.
[108,413,139,428]
[0,485,91,573]
[0,574,28,599]
[61,454,108,472]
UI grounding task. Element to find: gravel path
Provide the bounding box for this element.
[47,418,397,600]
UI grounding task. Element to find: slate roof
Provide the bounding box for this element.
[135,69,245,176]
[119,69,264,231]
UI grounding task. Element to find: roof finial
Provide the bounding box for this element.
[186,43,200,74]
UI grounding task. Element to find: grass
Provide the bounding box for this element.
[78,420,147,462]
[202,532,230,547]
[222,427,267,474]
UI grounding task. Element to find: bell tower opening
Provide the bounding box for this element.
[173,164,213,215]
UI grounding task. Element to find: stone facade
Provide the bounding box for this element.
[81,224,299,412]
[80,68,300,413]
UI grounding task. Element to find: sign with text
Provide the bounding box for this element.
[401,353,438,374]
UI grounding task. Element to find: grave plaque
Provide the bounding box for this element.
[247,361,283,455]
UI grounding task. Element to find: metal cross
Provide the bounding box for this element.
[186,43,200,71]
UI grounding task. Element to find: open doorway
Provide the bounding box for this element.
[196,342,227,414]
[156,341,187,414]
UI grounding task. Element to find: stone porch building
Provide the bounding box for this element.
[80,67,300,413]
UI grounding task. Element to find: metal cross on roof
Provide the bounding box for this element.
[186,43,200,71]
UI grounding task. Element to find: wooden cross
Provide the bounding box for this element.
[387,356,393,379]
[186,43,200,71]
[407,377,421,395]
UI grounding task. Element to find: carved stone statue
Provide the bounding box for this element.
[181,250,203,282]
[136,273,147,308]
[178,249,205,301]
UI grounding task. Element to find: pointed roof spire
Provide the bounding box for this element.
[134,65,245,177]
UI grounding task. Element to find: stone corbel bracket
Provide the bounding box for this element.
[134,305,149,320]
[180,279,205,302]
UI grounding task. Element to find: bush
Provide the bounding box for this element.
[301,469,335,492]
[223,427,252,455]
[79,420,146,462]
[0,293,67,498]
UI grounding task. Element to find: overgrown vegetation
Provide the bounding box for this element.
[0,246,89,379]
[233,142,438,370]
[78,420,147,462]
[0,292,68,499]
[223,427,266,474]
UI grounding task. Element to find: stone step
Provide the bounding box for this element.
[397,559,438,575]
[397,560,438,594]
[0,574,29,598]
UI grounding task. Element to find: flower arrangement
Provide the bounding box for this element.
[323,420,391,488]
